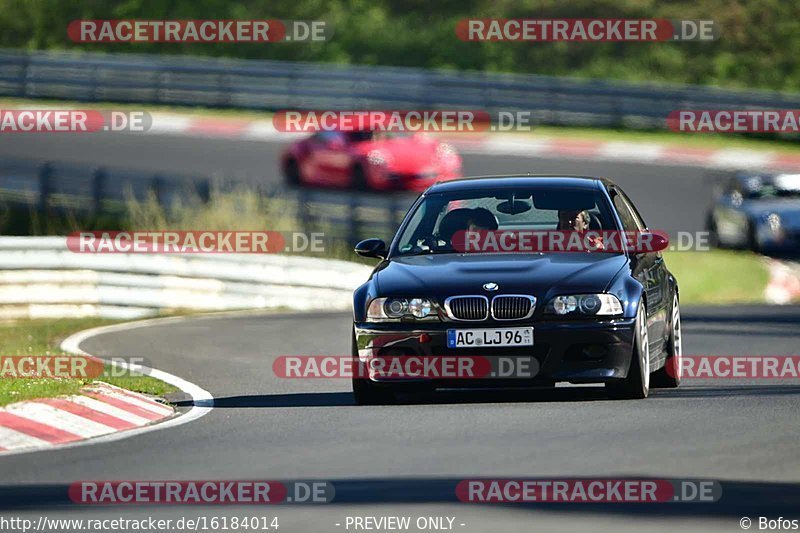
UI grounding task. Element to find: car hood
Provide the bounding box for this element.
[355,136,443,172]
[375,253,629,301]
[742,199,800,224]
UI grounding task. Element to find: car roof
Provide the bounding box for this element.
[425,175,614,194]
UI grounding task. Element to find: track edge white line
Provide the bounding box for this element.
[0,314,217,457]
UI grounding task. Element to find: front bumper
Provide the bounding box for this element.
[755,226,800,255]
[372,169,462,191]
[354,317,636,389]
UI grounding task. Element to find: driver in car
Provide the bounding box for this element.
[558,209,605,251]
[438,208,498,250]
[557,209,591,231]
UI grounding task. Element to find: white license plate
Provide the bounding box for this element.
[447,327,533,348]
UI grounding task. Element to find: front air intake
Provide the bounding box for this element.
[491,295,536,320]
[445,296,489,321]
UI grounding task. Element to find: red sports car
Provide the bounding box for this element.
[281,130,462,191]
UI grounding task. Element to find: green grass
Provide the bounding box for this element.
[663,249,770,305]
[0,318,178,407]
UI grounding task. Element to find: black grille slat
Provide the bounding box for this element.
[447,295,534,321]
[491,296,534,320]
[447,296,489,321]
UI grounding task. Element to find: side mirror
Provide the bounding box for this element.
[354,238,387,259]
[631,231,670,254]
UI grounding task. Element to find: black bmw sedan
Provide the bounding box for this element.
[352,176,682,403]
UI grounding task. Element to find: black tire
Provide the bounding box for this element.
[352,377,396,405]
[351,164,368,190]
[351,333,395,405]
[651,293,682,389]
[606,302,650,400]
[706,213,720,248]
[747,221,761,253]
[284,158,300,186]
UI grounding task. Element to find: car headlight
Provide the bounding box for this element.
[367,150,388,166]
[367,297,438,321]
[417,169,438,179]
[545,294,623,317]
[436,143,455,159]
[766,213,782,233]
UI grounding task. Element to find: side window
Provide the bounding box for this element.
[612,192,640,232]
[619,191,647,230]
[396,201,429,252]
[313,131,344,144]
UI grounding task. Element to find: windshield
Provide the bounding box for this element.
[344,130,413,143]
[393,186,618,256]
[745,174,800,199]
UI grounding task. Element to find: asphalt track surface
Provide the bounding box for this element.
[1,133,798,531]
[1,305,799,532]
[0,132,716,236]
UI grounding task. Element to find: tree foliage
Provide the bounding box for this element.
[1,0,798,91]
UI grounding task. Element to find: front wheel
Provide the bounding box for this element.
[284,158,301,186]
[606,302,650,400]
[706,213,720,248]
[747,221,762,253]
[352,377,396,405]
[351,164,368,190]
[652,293,682,388]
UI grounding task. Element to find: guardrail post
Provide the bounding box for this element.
[92,168,106,214]
[612,93,625,128]
[155,69,164,104]
[549,81,558,126]
[348,195,360,245]
[390,197,402,234]
[150,175,164,205]
[38,163,53,213]
[90,65,99,102]
[297,188,310,232]
[196,179,211,203]
[288,65,297,109]
[18,52,31,98]
[217,73,232,107]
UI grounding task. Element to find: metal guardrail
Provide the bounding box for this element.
[0,157,413,245]
[3,49,800,128]
[0,236,372,319]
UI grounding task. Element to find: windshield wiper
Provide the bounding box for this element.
[397,248,456,258]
